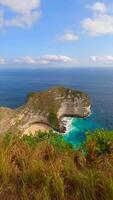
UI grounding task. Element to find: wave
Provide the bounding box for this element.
[61,117,73,134]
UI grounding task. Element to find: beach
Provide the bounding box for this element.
[23,123,50,136]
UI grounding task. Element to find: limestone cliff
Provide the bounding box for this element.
[0,87,91,134]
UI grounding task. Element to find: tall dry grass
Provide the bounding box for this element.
[0,130,112,199]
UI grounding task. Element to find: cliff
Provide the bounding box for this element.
[0,87,91,134]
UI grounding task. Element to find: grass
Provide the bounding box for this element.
[0,129,113,199]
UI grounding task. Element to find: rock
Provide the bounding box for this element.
[0,87,91,134]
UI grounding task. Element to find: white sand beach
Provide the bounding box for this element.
[23,123,51,136]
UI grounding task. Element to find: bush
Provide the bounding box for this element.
[48,111,59,131]
[85,129,113,156]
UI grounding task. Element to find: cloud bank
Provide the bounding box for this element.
[14,55,76,65]
[0,54,77,66]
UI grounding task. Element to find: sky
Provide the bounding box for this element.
[0,0,113,68]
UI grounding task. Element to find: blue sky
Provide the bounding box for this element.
[0,0,113,67]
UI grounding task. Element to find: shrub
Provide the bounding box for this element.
[48,111,59,131]
[85,129,113,156]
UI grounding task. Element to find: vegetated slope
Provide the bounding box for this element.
[0,129,113,200]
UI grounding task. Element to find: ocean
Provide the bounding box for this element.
[0,68,113,147]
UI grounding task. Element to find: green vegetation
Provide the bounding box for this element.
[0,129,113,199]
[48,111,59,131]
[85,129,113,155]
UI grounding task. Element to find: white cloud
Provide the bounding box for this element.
[5,12,40,28]
[91,2,107,13]
[82,14,113,36]
[42,55,73,63]
[14,55,77,65]
[16,56,50,65]
[90,55,113,62]
[0,0,41,28]
[0,57,5,64]
[58,30,79,42]
[0,0,40,14]
[82,2,113,36]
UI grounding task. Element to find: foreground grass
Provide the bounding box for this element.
[0,130,113,199]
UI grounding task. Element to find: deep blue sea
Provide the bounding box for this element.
[0,68,113,148]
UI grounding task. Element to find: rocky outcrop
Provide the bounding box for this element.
[0,87,91,134]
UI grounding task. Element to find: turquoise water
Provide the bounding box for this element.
[64,115,102,149]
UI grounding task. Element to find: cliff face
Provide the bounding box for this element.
[0,87,91,134]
